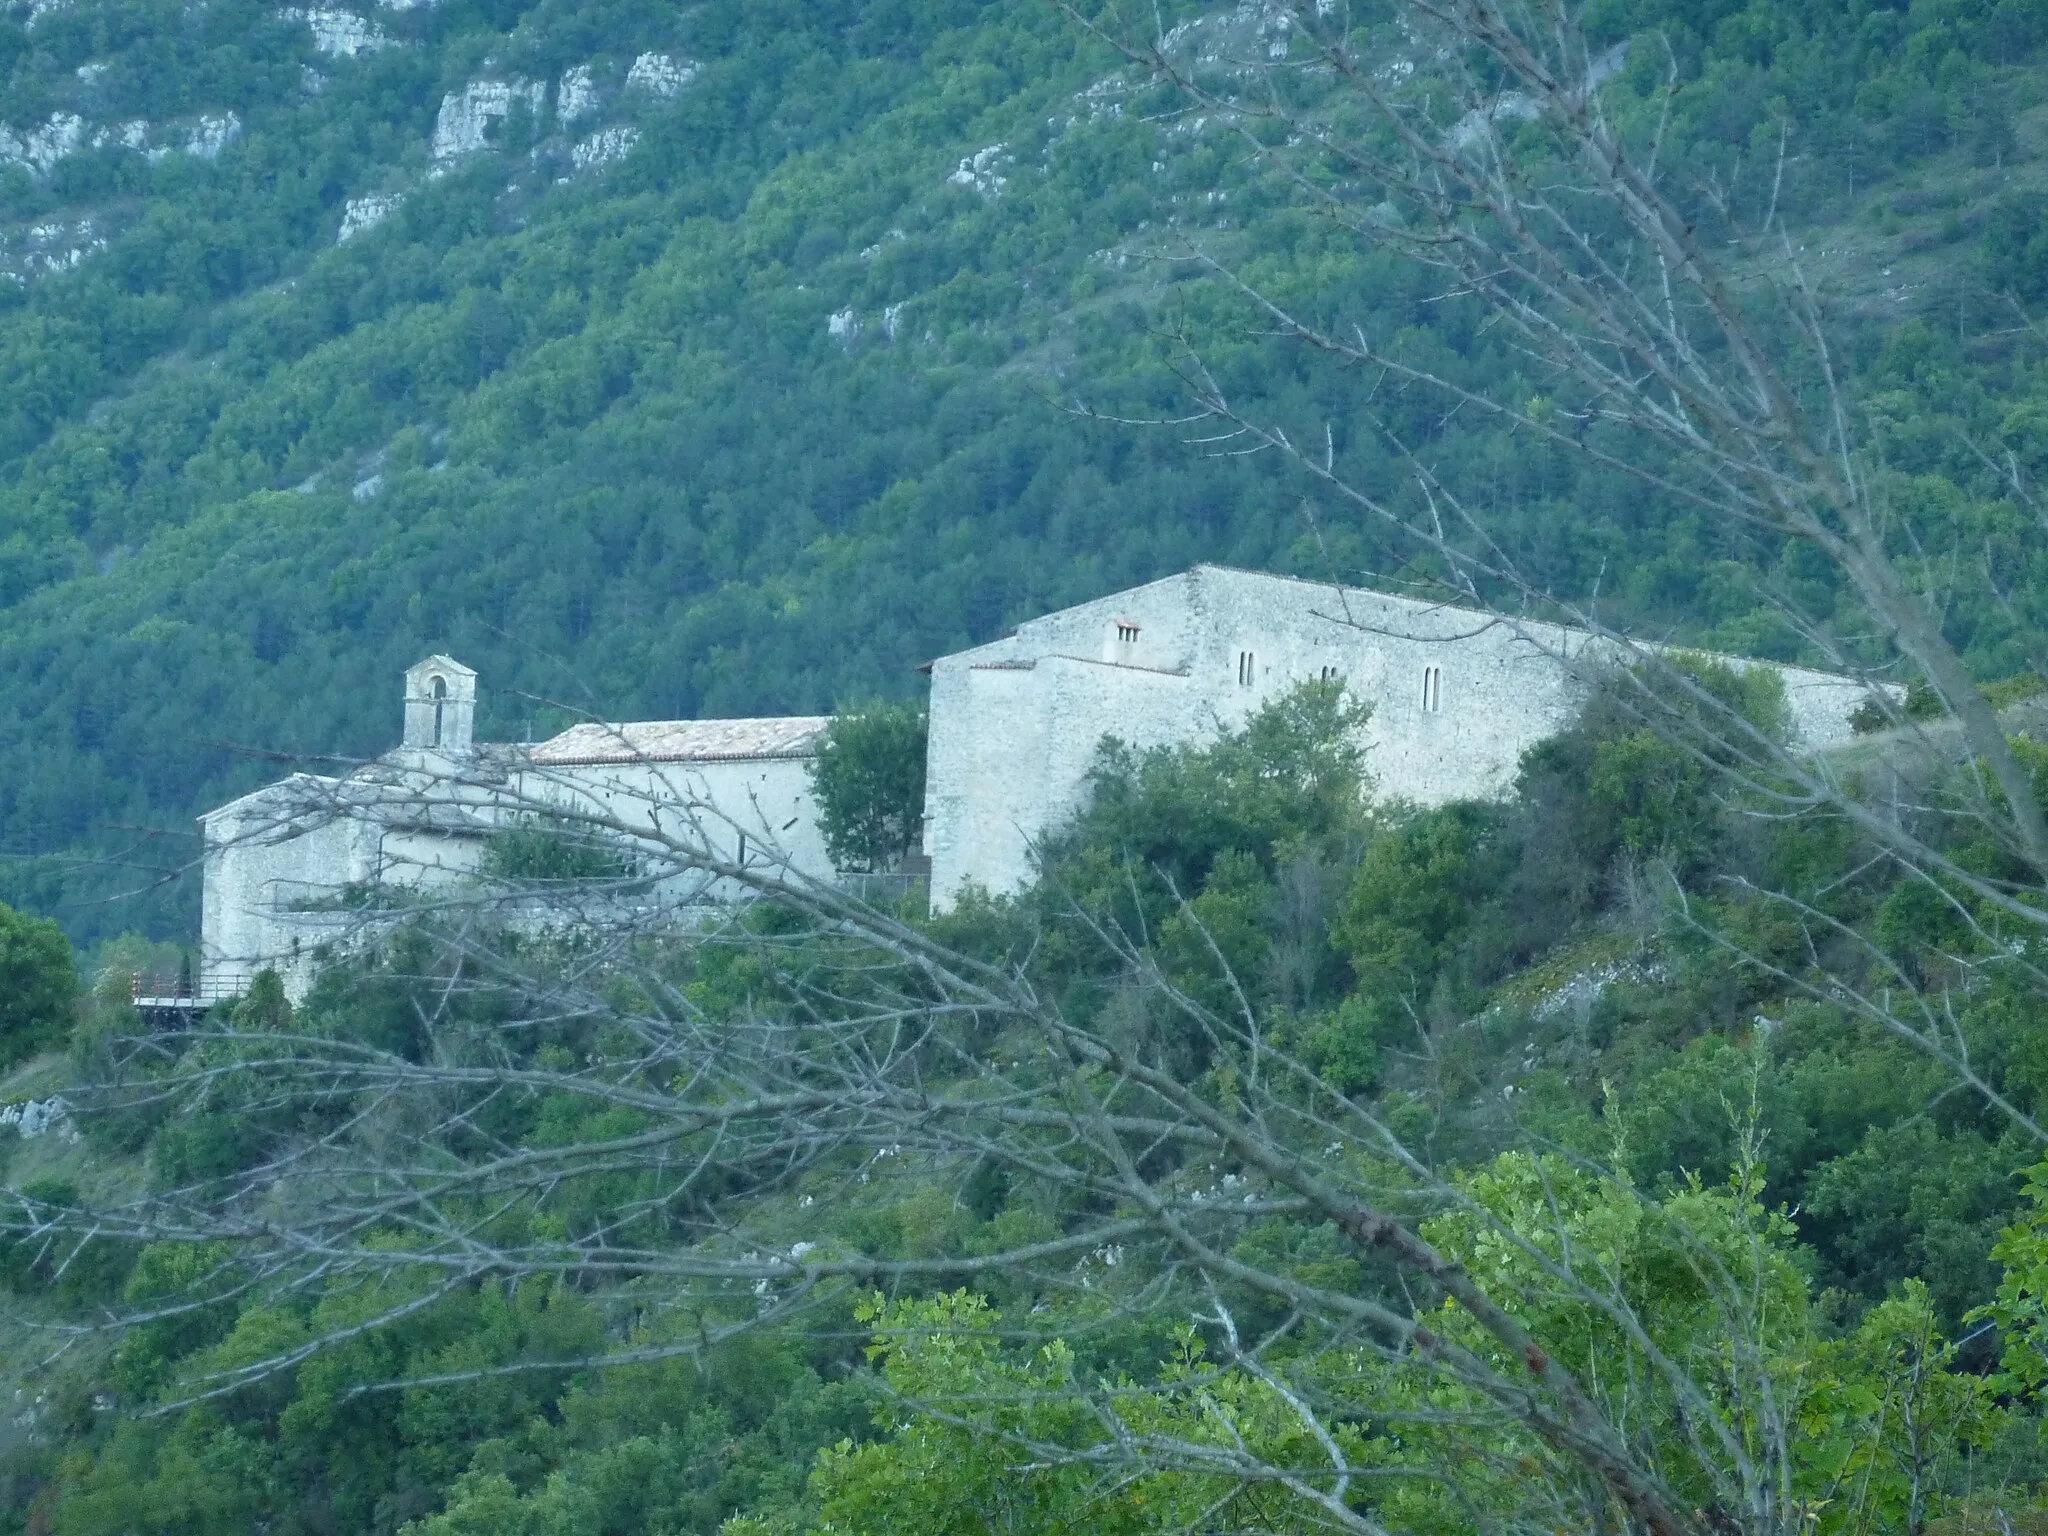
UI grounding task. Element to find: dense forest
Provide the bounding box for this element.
[8,0,2048,1532]
[7,666,2048,1533]
[0,0,2043,941]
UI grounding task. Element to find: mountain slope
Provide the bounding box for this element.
[0,0,2045,940]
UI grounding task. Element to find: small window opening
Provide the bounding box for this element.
[1319,664,1342,683]
[1115,621,1140,643]
[1420,665,1443,713]
[430,675,447,746]
[1237,650,1256,687]
[737,832,750,867]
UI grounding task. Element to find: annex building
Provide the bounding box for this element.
[200,656,832,997]
[199,565,1877,997]
[922,566,1873,904]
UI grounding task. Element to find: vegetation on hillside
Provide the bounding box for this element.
[0,904,74,1070]
[1,0,2046,938]
[2,666,2047,1532]
[8,0,2048,1531]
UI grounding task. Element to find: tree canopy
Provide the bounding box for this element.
[0,0,2042,941]
[0,899,74,1068]
[809,701,929,873]
[6,0,2048,1531]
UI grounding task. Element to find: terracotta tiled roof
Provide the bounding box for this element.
[529,717,829,766]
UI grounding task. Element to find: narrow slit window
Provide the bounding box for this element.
[1237,650,1255,687]
[1115,621,1140,643]
[1421,665,1443,713]
[1320,664,1342,683]
[737,832,750,867]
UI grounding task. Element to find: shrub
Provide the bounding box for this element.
[810,701,929,873]
[0,900,76,1069]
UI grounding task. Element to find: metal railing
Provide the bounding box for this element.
[834,871,930,906]
[130,974,235,1008]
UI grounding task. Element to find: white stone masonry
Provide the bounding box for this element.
[921,565,1880,905]
[198,566,1884,996]
[200,668,836,999]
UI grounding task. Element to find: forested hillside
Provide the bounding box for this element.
[0,0,2045,940]
[9,667,2048,1534]
[11,6,2048,1527]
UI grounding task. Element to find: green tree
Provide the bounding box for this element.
[1051,678,1373,898]
[809,702,928,873]
[797,1155,2004,1536]
[481,816,635,884]
[0,898,76,1068]
[1975,1152,2048,1391]
[1980,192,2048,303]
[1334,802,1501,1017]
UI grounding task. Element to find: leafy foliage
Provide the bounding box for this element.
[0,0,2044,943]
[4,2,2048,1531]
[480,816,636,884]
[793,1157,2004,1536]
[808,702,928,873]
[6,665,2048,1532]
[0,899,75,1068]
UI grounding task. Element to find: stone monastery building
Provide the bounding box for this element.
[201,565,1875,997]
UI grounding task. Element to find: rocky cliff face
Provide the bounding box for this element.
[0,2,702,283]
[0,0,2037,949]
[429,77,545,158]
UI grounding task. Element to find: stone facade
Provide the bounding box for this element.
[201,564,1881,995]
[402,654,475,749]
[199,671,832,998]
[922,565,1878,906]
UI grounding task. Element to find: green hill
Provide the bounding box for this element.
[1,0,2046,942]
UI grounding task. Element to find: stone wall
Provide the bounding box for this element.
[201,773,384,998]
[513,755,834,898]
[201,742,838,1000]
[925,566,1878,905]
[205,578,1883,995]
[924,652,1193,901]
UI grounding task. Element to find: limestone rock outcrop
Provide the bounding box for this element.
[338,192,402,241]
[625,52,695,97]
[0,114,86,174]
[283,8,393,57]
[557,63,600,123]
[431,78,545,159]
[0,110,240,176]
[570,126,638,170]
